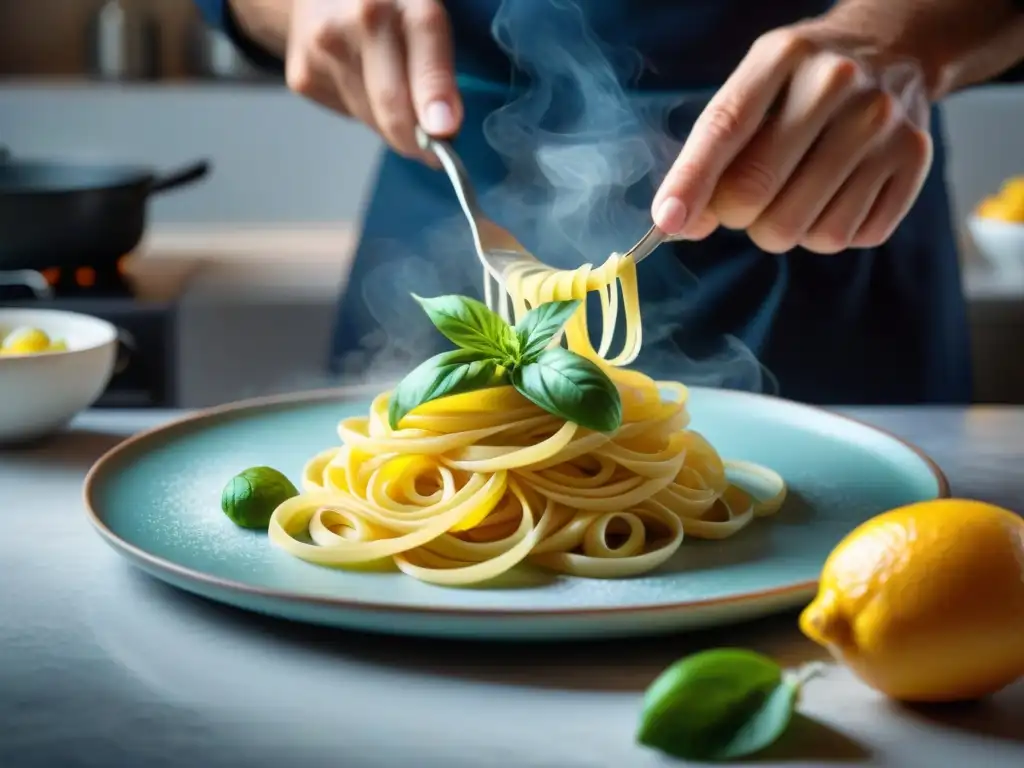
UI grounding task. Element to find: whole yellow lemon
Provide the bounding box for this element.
[1,326,52,355]
[999,176,1024,199]
[976,176,1024,222]
[800,499,1024,702]
[977,195,1024,223]
[976,196,1002,218]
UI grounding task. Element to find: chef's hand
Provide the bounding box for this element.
[651,20,933,254]
[286,0,462,159]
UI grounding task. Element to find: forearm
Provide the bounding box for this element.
[823,0,1024,98]
[226,0,291,59]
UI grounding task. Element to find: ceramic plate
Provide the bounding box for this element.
[84,386,948,640]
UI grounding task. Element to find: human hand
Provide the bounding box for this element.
[651,20,933,254]
[285,0,463,159]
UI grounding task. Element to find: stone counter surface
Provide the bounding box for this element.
[1,406,1023,767]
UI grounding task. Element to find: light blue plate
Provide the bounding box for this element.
[84,387,948,640]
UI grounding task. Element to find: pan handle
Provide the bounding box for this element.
[149,160,211,195]
[114,329,136,375]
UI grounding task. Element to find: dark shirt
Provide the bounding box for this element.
[192,0,1021,404]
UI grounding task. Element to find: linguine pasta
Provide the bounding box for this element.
[268,253,786,586]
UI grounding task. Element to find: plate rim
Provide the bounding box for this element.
[82,384,951,619]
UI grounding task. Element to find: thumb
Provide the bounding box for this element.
[402,0,462,136]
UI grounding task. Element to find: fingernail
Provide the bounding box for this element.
[422,100,456,135]
[654,197,687,234]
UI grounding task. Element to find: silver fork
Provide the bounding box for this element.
[415,127,673,320]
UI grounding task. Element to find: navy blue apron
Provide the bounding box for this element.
[327,0,972,405]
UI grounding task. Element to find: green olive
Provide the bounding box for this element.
[221,466,299,529]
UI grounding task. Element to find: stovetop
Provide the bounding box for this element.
[0,260,136,303]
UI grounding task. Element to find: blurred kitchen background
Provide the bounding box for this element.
[2,0,1024,407]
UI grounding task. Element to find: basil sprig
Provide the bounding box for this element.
[386,349,508,430]
[637,649,822,762]
[412,294,518,361]
[511,348,622,432]
[513,299,580,359]
[388,294,622,432]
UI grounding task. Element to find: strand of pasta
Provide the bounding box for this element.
[268,252,786,585]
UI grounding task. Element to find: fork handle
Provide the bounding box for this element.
[415,127,486,221]
[417,127,687,269]
[627,225,692,264]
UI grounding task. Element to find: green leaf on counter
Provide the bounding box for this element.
[636,649,801,762]
[511,347,622,433]
[514,299,581,360]
[388,349,506,429]
[412,294,518,361]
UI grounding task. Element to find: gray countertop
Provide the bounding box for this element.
[2,406,1024,768]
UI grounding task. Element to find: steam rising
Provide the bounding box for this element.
[319,0,774,398]
[481,0,673,269]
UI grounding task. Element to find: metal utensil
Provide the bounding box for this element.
[623,225,672,264]
[415,127,541,320]
[87,0,161,81]
[415,127,675,317]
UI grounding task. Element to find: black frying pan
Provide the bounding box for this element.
[0,147,211,272]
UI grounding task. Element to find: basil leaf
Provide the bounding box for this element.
[514,299,581,360]
[388,349,505,429]
[511,347,622,432]
[413,294,517,360]
[636,649,799,762]
[220,466,298,530]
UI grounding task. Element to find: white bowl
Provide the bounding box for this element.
[967,215,1024,274]
[0,309,118,444]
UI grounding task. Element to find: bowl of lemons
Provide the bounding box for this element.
[0,309,118,444]
[968,175,1024,274]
